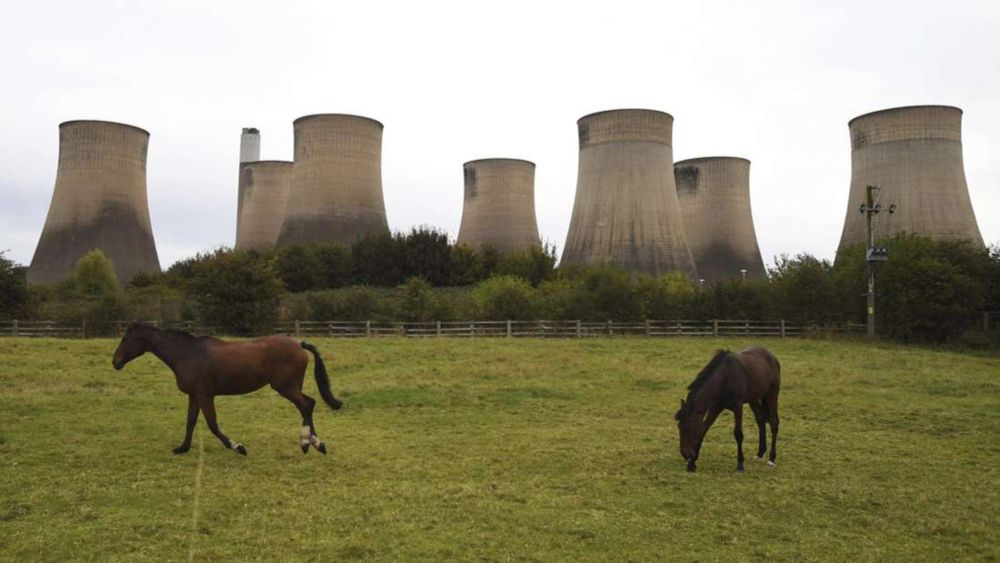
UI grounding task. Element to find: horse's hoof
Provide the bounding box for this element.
[737,467,745,473]
[172,446,190,455]
[687,466,696,473]
[767,460,776,467]
[235,445,248,456]
[316,443,327,455]
[301,444,309,454]
[755,455,765,461]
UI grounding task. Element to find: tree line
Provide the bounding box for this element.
[1,228,998,346]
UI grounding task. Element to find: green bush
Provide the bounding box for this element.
[637,272,697,320]
[537,278,588,320]
[73,250,120,297]
[474,275,537,320]
[185,248,283,335]
[399,277,436,322]
[0,251,30,320]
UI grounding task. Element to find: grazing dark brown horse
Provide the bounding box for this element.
[674,347,780,473]
[112,322,343,456]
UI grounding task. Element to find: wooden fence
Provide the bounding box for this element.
[269,319,812,338]
[0,320,86,338]
[0,319,868,339]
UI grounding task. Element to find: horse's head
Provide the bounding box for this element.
[674,399,704,461]
[112,322,149,370]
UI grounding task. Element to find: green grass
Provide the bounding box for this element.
[0,337,998,561]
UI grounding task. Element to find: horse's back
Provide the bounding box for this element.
[204,336,308,378]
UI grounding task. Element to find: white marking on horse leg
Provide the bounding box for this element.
[300,426,311,447]
[309,434,323,448]
[229,441,243,451]
[767,460,776,467]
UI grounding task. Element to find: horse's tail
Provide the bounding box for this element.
[300,342,343,410]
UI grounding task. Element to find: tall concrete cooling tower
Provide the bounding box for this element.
[839,105,983,247]
[235,127,262,245]
[674,157,766,282]
[456,158,540,252]
[235,161,292,250]
[276,114,389,247]
[28,120,160,285]
[561,109,697,277]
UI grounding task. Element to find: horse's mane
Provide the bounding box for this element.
[134,323,197,342]
[687,349,731,393]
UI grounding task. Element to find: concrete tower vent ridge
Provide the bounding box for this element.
[457,158,540,252]
[235,161,293,250]
[276,113,389,247]
[838,105,983,248]
[28,120,161,284]
[562,109,697,277]
[674,157,766,282]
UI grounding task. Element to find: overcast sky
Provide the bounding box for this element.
[2,0,998,270]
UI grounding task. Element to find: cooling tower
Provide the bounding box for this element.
[235,127,261,242]
[276,114,389,247]
[561,109,697,276]
[674,157,766,282]
[235,161,292,250]
[839,105,983,248]
[27,120,160,285]
[456,158,540,252]
[240,127,260,163]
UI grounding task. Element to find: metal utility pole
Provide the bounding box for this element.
[860,185,893,339]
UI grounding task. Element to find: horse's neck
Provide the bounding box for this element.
[147,330,192,372]
[690,374,721,415]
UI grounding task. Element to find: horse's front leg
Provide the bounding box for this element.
[734,403,745,472]
[173,395,199,454]
[690,406,723,473]
[199,393,247,455]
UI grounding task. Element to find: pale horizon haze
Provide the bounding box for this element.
[2,0,998,271]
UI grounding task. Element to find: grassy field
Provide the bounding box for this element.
[0,336,998,561]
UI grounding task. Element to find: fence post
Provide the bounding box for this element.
[745,320,750,334]
[506,320,512,338]
[294,320,301,337]
[436,320,441,337]
[607,320,613,336]
[12,319,17,337]
[712,319,719,337]
[365,320,371,338]
[576,320,582,338]
[644,319,651,337]
[81,319,87,339]
[780,319,786,338]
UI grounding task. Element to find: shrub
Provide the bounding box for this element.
[185,248,283,335]
[637,272,697,320]
[0,251,30,320]
[399,277,436,322]
[474,275,537,320]
[73,250,120,297]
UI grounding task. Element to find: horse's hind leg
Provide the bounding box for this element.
[278,388,325,455]
[199,394,247,455]
[764,391,779,466]
[749,401,767,460]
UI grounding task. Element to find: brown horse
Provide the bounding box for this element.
[674,347,780,473]
[112,322,343,456]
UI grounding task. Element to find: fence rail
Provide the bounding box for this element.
[0,320,86,338]
[0,319,870,339]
